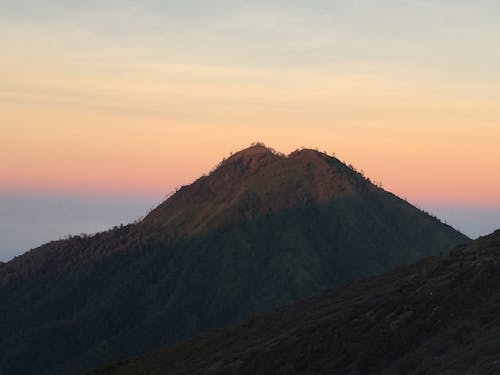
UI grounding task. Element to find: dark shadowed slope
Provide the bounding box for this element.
[90,230,500,375]
[0,145,468,375]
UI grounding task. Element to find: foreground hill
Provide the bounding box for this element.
[91,230,500,375]
[0,145,468,374]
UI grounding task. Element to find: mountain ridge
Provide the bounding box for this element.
[0,145,378,287]
[89,230,500,375]
[0,144,469,375]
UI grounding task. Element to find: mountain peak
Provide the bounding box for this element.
[219,144,343,174]
[143,144,377,236]
[289,147,334,165]
[229,143,276,159]
[219,143,282,171]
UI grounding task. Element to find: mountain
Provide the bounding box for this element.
[88,230,500,375]
[144,145,376,236]
[0,145,468,375]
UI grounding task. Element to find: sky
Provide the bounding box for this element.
[1,1,500,260]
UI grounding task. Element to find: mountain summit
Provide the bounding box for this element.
[0,144,468,375]
[219,143,278,168]
[144,145,374,237]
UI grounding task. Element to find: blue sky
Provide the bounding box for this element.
[3,0,500,71]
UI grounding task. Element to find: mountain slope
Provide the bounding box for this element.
[90,230,500,375]
[143,145,376,237]
[0,145,468,375]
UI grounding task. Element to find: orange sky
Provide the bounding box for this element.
[2,102,499,207]
[1,1,500,208]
